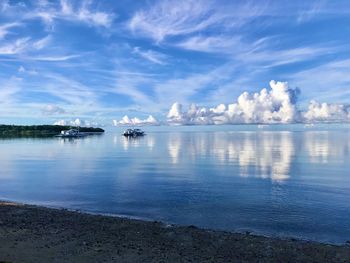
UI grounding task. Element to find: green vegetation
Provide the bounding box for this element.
[0,125,104,138]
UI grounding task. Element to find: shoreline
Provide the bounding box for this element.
[0,201,349,262]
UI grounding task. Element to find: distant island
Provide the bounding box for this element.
[0,125,104,138]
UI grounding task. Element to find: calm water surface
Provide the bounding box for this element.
[1,125,350,244]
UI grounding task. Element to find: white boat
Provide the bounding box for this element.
[123,128,145,137]
[56,129,86,138]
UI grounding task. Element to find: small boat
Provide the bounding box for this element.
[56,129,87,138]
[123,128,145,137]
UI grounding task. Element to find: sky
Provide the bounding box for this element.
[1,0,350,126]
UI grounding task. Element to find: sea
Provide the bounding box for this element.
[1,124,349,244]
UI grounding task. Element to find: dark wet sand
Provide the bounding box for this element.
[0,201,349,263]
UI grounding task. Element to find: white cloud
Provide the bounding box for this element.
[0,22,21,39]
[177,35,242,53]
[12,0,115,28]
[0,77,22,104]
[32,35,51,50]
[128,0,216,42]
[56,0,113,27]
[112,71,157,108]
[0,35,52,56]
[61,0,113,27]
[76,6,113,28]
[0,37,30,55]
[167,80,300,125]
[289,58,350,102]
[0,0,115,28]
[296,1,326,23]
[166,80,350,125]
[113,115,159,126]
[153,63,235,109]
[37,73,98,106]
[30,54,80,62]
[42,104,66,115]
[53,119,68,126]
[239,46,335,69]
[18,66,38,75]
[128,0,267,43]
[303,101,350,122]
[132,47,167,65]
[53,118,99,127]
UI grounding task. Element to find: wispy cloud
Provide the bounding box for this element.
[0,77,22,105]
[0,37,31,55]
[41,104,66,115]
[32,35,51,50]
[129,0,215,42]
[238,45,336,68]
[132,47,168,65]
[0,35,51,55]
[29,54,80,62]
[38,73,99,106]
[176,35,242,53]
[153,63,236,108]
[1,0,350,124]
[18,66,38,75]
[0,22,22,39]
[297,2,324,23]
[56,0,114,27]
[128,0,265,43]
[2,0,114,29]
[112,71,156,108]
[289,58,350,102]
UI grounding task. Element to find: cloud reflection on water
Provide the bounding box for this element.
[304,131,350,164]
[165,131,350,182]
[0,130,349,183]
[166,132,295,182]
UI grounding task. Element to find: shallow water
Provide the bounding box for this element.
[1,125,350,244]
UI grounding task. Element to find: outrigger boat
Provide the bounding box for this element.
[123,128,145,137]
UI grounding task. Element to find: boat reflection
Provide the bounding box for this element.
[122,136,142,150]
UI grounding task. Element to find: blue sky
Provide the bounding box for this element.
[1,0,350,125]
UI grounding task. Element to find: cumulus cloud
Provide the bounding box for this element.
[166,80,350,125]
[53,118,99,127]
[167,80,300,125]
[113,115,159,126]
[303,100,350,122]
[52,80,349,126]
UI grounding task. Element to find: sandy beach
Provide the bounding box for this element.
[0,201,349,262]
